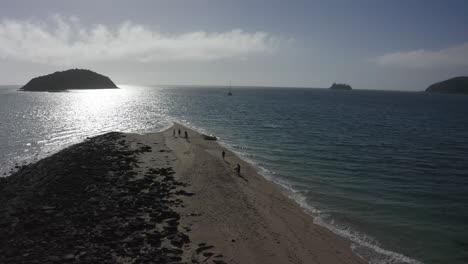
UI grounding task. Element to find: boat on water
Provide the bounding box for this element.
[227,81,232,96]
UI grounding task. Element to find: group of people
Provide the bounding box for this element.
[172,127,241,177]
[173,128,188,139]
[222,150,241,176]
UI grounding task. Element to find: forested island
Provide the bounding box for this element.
[20,69,118,92]
[425,76,468,94]
[329,83,352,90]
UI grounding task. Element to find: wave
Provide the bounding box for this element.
[270,175,424,264]
[260,123,284,129]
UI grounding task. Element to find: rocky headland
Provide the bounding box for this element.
[425,76,468,94]
[20,69,118,92]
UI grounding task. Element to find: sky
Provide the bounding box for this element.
[0,0,467,90]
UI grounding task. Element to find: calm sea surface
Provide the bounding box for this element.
[1,85,467,264]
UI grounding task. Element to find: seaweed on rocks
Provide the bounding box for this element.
[0,132,199,264]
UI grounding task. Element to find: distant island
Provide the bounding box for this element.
[329,83,352,90]
[425,76,468,94]
[20,69,118,92]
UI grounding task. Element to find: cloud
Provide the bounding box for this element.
[0,15,278,65]
[375,42,468,69]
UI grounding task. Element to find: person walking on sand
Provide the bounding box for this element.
[178,128,181,136]
[222,150,226,160]
[235,164,241,176]
[173,129,175,137]
[184,131,188,139]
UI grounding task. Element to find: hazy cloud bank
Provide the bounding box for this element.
[0,15,278,65]
[376,42,468,69]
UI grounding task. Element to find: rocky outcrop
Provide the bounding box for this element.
[330,83,352,90]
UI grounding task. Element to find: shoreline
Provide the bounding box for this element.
[166,123,367,263]
[0,123,366,263]
[180,123,424,264]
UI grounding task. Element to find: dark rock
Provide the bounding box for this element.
[48,256,61,262]
[202,134,217,141]
[0,132,196,263]
[196,245,214,254]
[175,190,195,196]
[63,253,75,260]
[329,82,352,90]
[170,233,190,248]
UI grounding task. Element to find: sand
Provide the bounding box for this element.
[136,123,366,264]
[0,123,366,264]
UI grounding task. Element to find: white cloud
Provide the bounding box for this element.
[375,42,468,69]
[0,15,278,65]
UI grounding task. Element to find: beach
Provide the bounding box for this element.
[0,123,365,264]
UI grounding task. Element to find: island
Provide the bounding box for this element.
[20,69,118,91]
[329,82,352,90]
[425,76,468,94]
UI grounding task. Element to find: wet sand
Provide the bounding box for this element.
[0,124,366,264]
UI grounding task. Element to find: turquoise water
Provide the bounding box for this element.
[1,85,467,264]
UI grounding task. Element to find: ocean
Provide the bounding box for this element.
[1,85,467,264]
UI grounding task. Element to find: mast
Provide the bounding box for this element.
[228,81,232,95]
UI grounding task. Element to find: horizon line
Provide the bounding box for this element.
[0,83,425,92]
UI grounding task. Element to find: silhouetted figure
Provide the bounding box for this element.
[184,131,188,139]
[235,164,241,176]
[173,129,175,137]
[178,129,181,136]
[222,150,226,160]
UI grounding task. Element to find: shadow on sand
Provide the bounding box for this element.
[238,174,248,182]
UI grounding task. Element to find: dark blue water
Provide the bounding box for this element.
[1,86,467,264]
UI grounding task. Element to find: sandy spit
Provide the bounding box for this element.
[159,123,365,264]
[0,123,366,264]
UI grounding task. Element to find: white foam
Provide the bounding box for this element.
[268,174,424,264]
[277,182,424,263]
[260,123,284,129]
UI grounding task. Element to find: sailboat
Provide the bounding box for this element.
[227,81,232,96]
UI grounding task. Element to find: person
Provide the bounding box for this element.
[173,129,175,137]
[184,131,188,139]
[235,164,240,176]
[178,128,181,136]
[222,150,226,160]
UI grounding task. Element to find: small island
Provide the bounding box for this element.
[20,69,118,92]
[425,76,468,94]
[329,83,352,90]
